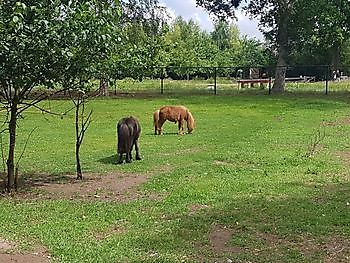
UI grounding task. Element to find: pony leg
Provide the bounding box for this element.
[134,140,141,160]
[126,151,132,163]
[178,120,184,135]
[154,121,158,135]
[153,110,159,135]
[157,119,166,135]
[117,153,123,164]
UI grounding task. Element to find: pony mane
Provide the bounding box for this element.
[186,109,195,133]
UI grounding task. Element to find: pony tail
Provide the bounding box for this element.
[186,110,195,134]
[153,110,160,134]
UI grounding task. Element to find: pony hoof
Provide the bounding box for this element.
[126,159,132,163]
[136,156,141,160]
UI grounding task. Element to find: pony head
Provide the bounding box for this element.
[186,110,195,134]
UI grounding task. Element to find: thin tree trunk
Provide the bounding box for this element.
[75,100,82,179]
[6,103,17,192]
[76,142,82,179]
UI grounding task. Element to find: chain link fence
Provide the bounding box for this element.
[108,65,350,96]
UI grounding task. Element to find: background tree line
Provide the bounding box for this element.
[113,1,350,78]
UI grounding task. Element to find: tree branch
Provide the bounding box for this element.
[16,127,38,169]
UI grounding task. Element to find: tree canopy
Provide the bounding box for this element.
[195,0,350,92]
[0,0,121,191]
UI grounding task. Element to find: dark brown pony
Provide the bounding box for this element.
[117,116,141,164]
[153,106,195,135]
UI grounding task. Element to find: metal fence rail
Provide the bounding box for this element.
[109,65,350,95]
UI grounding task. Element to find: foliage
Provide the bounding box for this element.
[109,0,170,79]
[0,0,121,191]
[288,0,350,68]
[195,0,350,92]
[162,16,271,77]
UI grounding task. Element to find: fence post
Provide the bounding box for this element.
[325,65,329,95]
[160,77,163,94]
[214,67,217,95]
[268,77,272,95]
[160,68,164,94]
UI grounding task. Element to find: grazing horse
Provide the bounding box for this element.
[116,116,141,164]
[154,105,195,135]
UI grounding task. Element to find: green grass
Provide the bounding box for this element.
[111,78,350,95]
[0,93,350,262]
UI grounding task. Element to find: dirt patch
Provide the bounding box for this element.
[322,116,350,127]
[94,224,126,241]
[208,224,350,261]
[0,241,50,263]
[298,236,350,263]
[0,239,15,251]
[323,236,350,263]
[0,253,50,263]
[209,224,243,254]
[188,204,210,215]
[13,172,162,202]
[335,151,350,166]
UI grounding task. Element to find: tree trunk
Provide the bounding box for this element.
[272,3,289,93]
[6,103,18,192]
[272,53,287,93]
[99,79,109,96]
[75,101,82,180]
[331,44,341,71]
[76,142,82,180]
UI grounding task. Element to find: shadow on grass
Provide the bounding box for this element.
[98,154,118,165]
[148,132,179,136]
[0,172,76,193]
[136,182,350,262]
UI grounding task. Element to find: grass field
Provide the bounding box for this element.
[112,78,350,95]
[0,93,350,262]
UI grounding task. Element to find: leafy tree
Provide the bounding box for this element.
[211,19,233,51]
[238,37,273,67]
[289,0,350,69]
[0,0,121,192]
[113,0,169,79]
[164,17,203,77]
[342,40,350,66]
[197,0,350,91]
[196,0,300,92]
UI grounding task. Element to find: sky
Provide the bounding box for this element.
[160,0,264,40]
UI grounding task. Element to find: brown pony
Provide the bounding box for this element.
[153,106,195,135]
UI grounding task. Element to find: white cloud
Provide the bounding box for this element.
[235,10,263,40]
[160,0,263,40]
[193,13,202,24]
